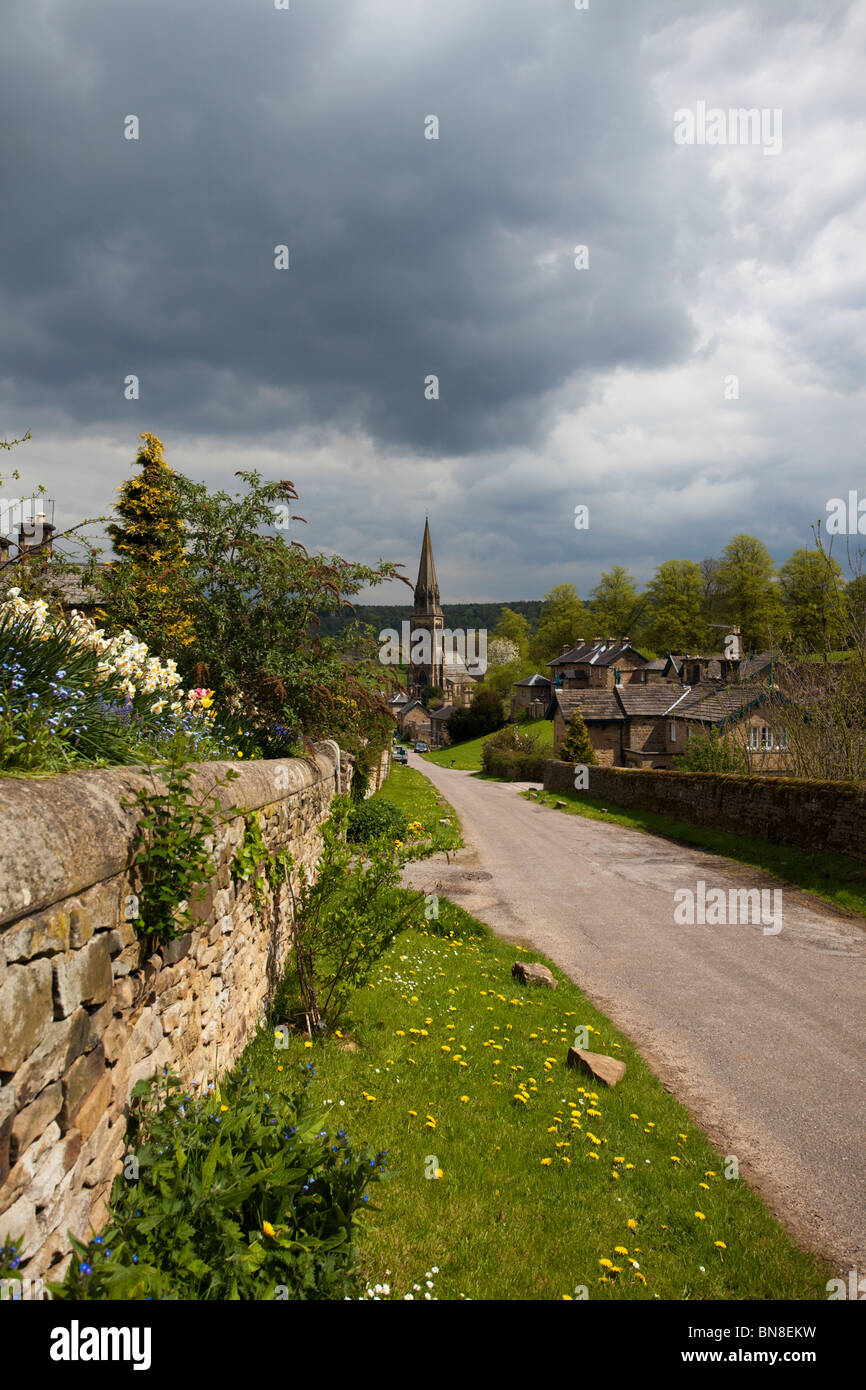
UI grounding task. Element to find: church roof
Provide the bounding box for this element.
[413,518,442,614]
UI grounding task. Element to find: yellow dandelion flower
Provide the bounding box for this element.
[540,1158,553,1166]
[694,1211,706,1220]
[262,1221,276,1237]
[714,1241,727,1249]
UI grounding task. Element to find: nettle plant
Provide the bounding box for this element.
[49,1068,386,1301]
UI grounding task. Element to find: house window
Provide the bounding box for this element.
[614,668,622,685]
[669,721,677,742]
[776,728,789,750]
[761,726,774,750]
[748,726,760,750]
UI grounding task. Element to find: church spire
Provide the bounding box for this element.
[413,517,441,615]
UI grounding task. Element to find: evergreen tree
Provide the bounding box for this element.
[104,433,196,650]
[558,710,597,764]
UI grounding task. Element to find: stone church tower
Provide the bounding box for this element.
[408,519,444,699]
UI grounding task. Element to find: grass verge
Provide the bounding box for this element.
[527,787,866,921]
[373,762,463,854]
[244,895,831,1301]
[425,719,555,771]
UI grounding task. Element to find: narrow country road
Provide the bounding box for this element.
[401,754,866,1277]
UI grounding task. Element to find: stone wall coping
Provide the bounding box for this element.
[0,748,338,930]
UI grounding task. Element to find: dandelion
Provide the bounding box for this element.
[694,1211,706,1220]
[714,1241,727,1250]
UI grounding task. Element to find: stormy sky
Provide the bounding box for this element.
[1,0,864,603]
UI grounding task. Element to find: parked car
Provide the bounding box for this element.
[393,747,408,764]
[414,741,429,753]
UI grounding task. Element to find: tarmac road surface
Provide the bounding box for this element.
[401,754,866,1276]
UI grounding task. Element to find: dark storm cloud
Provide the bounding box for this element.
[1,0,696,455]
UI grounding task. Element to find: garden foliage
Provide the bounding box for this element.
[49,1068,385,1301]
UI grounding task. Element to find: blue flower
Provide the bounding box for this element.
[79,1262,93,1275]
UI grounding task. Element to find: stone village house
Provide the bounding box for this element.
[550,645,790,772]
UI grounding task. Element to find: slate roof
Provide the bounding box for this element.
[514,673,551,687]
[553,640,643,667]
[429,705,455,722]
[676,684,771,723]
[554,689,624,722]
[615,684,689,716]
[547,640,648,669]
[739,650,774,680]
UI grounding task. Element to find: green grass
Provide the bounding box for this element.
[425,719,555,771]
[244,897,831,1301]
[372,762,463,854]
[528,787,866,921]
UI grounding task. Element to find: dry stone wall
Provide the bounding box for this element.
[0,744,342,1282]
[543,761,866,858]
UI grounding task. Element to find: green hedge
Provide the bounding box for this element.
[483,749,549,781]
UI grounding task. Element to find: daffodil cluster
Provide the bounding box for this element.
[1,587,194,717]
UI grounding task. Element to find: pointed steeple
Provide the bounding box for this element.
[413,517,441,615]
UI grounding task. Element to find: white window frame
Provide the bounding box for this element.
[748,725,760,751]
[669,721,677,742]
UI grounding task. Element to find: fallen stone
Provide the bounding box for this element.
[566,1046,626,1087]
[511,960,557,989]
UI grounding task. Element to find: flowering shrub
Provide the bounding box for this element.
[0,590,254,771]
[49,1067,385,1301]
